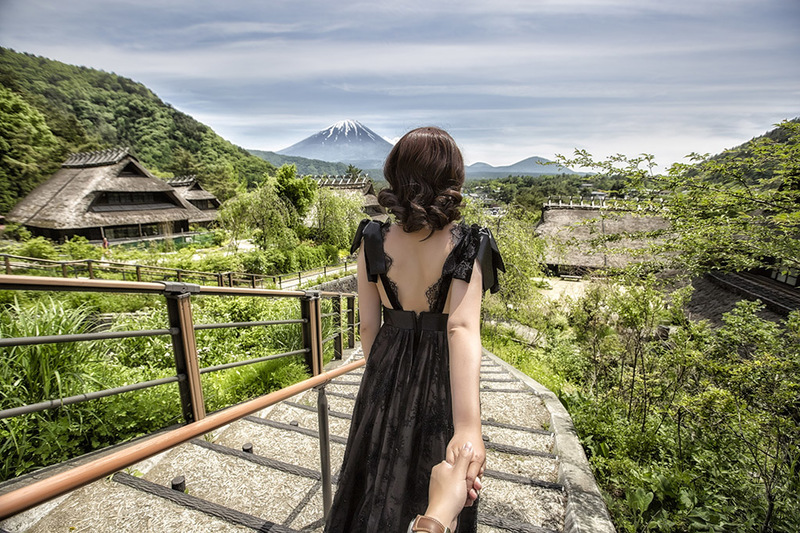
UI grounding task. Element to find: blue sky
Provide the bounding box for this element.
[0,0,798,169]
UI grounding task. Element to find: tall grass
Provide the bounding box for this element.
[0,298,103,479]
[0,298,99,408]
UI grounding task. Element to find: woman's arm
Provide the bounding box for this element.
[356,244,382,359]
[446,259,485,498]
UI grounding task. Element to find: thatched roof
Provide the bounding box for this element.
[312,175,376,196]
[167,176,218,202]
[311,174,384,216]
[8,148,194,230]
[167,176,220,223]
[536,202,670,269]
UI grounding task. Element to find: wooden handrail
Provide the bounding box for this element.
[0,358,365,519]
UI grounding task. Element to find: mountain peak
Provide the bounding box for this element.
[278,120,393,167]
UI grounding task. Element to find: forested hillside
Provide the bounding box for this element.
[0,48,275,214]
[247,149,349,176]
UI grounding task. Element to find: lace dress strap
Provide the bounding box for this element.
[452,225,506,294]
[350,219,403,310]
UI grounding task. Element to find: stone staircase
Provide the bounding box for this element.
[1,347,614,533]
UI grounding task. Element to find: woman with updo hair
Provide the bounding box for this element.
[325,127,504,533]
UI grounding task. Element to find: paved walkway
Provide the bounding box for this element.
[1,346,614,533]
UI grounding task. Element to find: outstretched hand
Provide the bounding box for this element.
[446,433,485,506]
[425,442,476,529]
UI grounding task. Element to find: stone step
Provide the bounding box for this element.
[16,472,275,533]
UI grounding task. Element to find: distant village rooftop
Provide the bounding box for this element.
[310,174,384,218]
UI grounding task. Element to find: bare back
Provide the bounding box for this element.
[378,222,457,314]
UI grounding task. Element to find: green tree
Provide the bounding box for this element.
[311,188,364,249]
[346,164,362,179]
[275,164,317,219]
[0,85,61,213]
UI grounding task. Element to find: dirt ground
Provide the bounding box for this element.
[536,277,589,302]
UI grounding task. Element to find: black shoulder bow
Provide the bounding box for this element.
[350,219,387,283]
[476,227,505,294]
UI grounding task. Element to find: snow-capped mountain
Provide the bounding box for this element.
[277,120,394,168]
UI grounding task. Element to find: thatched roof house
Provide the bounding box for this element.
[536,198,670,274]
[167,176,220,225]
[311,175,384,218]
[7,148,194,241]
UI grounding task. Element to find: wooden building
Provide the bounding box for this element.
[535,198,670,274]
[7,148,195,241]
[311,175,384,218]
[167,176,221,226]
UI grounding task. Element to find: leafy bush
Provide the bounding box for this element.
[61,235,102,260]
[196,252,242,273]
[486,283,800,532]
[15,236,58,260]
[1,222,31,242]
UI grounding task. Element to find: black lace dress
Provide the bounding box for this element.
[324,219,504,533]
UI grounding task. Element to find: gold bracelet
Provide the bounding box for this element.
[411,515,451,533]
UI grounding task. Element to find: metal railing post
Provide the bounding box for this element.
[333,296,342,360]
[164,282,205,423]
[300,291,323,376]
[317,384,333,517]
[347,295,356,349]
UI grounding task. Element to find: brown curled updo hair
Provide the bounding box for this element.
[378,126,465,233]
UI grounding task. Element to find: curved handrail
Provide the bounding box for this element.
[0,358,365,519]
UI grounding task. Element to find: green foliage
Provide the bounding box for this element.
[0,298,99,407]
[15,236,59,260]
[487,283,800,532]
[556,119,800,274]
[310,188,365,249]
[464,200,546,311]
[247,149,350,177]
[0,84,62,213]
[0,287,324,482]
[0,47,276,210]
[275,164,317,218]
[0,298,103,479]
[1,222,31,241]
[217,176,303,251]
[61,235,102,260]
[464,173,624,209]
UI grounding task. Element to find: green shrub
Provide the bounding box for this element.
[15,236,58,260]
[2,222,31,242]
[240,250,275,275]
[61,235,102,260]
[197,252,242,273]
[487,283,800,532]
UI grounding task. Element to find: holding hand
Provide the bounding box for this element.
[447,433,485,505]
[424,442,475,530]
